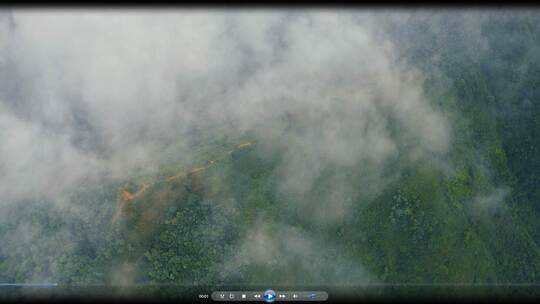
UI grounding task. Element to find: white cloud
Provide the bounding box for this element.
[0,10,451,285]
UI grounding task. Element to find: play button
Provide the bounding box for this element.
[263,290,276,303]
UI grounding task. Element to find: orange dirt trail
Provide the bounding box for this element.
[111,141,254,224]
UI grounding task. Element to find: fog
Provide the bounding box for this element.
[0,10,461,288]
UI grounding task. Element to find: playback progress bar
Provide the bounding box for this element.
[211,290,328,302]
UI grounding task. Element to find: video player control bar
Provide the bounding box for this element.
[211,290,328,301]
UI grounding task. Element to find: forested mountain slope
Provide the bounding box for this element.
[2,11,540,299]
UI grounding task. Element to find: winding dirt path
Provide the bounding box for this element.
[111,141,253,224]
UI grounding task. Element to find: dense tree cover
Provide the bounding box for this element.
[4,12,540,299]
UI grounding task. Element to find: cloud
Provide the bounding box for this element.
[0,10,451,287]
[469,187,510,217]
[223,220,372,286]
[1,10,449,201]
[0,106,104,203]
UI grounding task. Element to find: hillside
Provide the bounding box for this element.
[2,10,540,300]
